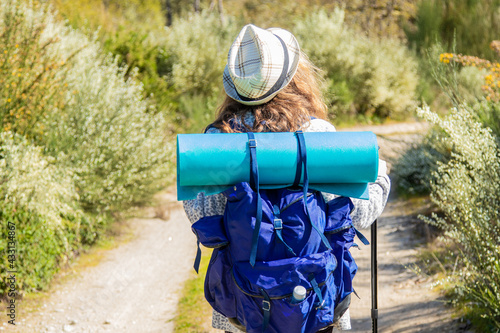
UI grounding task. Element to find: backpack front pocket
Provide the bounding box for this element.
[229,251,338,333]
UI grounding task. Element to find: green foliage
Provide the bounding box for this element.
[0,200,110,295]
[418,104,500,329]
[293,9,419,122]
[0,0,70,140]
[392,129,450,196]
[159,11,231,97]
[405,0,500,60]
[51,0,165,34]
[42,51,173,213]
[0,0,173,296]
[156,11,239,131]
[0,132,79,226]
[473,101,500,141]
[0,132,109,295]
[0,0,174,213]
[0,202,62,295]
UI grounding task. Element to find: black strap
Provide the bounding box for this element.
[260,288,271,332]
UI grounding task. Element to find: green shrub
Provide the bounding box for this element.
[0,132,87,295]
[0,0,174,295]
[405,0,500,60]
[43,50,173,213]
[159,11,236,97]
[473,101,500,141]
[0,201,109,295]
[392,129,450,196]
[0,132,80,227]
[0,0,174,213]
[418,104,500,329]
[156,11,239,131]
[0,0,71,141]
[293,9,419,122]
[0,202,62,295]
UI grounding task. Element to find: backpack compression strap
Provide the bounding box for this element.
[248,132,262,267]
[295,130,332,251]
[273,205,296,256]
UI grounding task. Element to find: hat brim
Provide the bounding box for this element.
[223,27,300,106]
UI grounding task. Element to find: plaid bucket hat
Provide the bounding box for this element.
[223,24,300,106]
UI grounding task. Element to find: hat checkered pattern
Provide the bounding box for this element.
[223,24,300,105]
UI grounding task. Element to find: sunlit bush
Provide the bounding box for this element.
[0,0,70,140]
[418,105,500,329]
[0,0,174,295]
[0,0,173,213]
[0,132,83,294]
[156,11,239,131]
[43,51,173,212]
[293,9,419,122]
[0,132,79,227]
[158,11,238,97]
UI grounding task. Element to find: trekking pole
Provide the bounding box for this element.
[371,219,378,333]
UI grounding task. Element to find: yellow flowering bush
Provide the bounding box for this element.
[440,41,500,102]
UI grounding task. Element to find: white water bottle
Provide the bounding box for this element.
[292,285,306,303]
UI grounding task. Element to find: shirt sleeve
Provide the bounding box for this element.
[182,192,227,224]
[182,126,227,224]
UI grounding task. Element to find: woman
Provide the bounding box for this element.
[183,24,390,332]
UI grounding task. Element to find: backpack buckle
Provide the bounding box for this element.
[248,138,257,148]
[262,300,271,311]
[315,299,326,310]
[273,218,283,230]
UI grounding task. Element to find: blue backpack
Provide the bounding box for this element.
[191,130,368,333]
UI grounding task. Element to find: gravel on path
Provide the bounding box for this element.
[11,192,197,333]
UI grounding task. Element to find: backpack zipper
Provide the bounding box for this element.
[230,266,335,300]
[280,193,314,213]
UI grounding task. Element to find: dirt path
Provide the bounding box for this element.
[345,122,465,332]
[348,199,462,332]
[7,121,467,332]
[9,192,197,333]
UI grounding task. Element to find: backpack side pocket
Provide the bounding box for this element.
[324,197,357,311]
[192,215,229,248]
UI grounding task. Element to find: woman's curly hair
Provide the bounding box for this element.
[211,53,328,133]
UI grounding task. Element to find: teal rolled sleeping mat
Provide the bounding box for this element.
[177,131,379,201]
